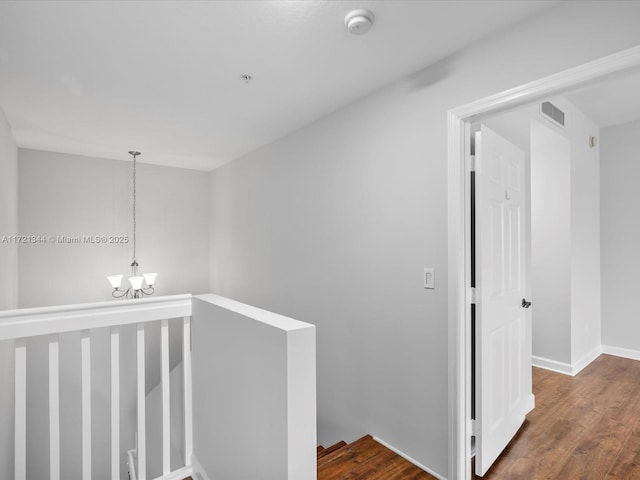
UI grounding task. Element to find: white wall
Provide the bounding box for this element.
[486,97,601,370]
[531,97,601,368]
[601,119,640,352]
[18,148,210,308]
[568,103,601,366]
[191,294,316,480]
[0,107,18,309]
[208,3,637,476]
[530,121,572,363]
[0,106,17,480]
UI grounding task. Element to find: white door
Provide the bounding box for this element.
[475,125,534,476]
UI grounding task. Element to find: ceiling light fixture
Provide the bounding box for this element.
[345,9,375,35]
[107,151,157,299]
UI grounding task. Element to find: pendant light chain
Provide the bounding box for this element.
[107,150,156,299]
[132,152,137,263]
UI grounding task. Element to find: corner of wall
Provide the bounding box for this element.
[0,104,17,480]
[600,120,640,353]
[208,168,217,296]
[533,344,601,377]
[190,455,212,480]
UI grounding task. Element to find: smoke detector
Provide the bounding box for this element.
[345,9,375,35]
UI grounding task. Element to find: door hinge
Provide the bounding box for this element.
[469,155,476,172]
[470,287,477,304]
[471,419,477,436]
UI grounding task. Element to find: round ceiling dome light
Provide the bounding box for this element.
[345,9,375,35]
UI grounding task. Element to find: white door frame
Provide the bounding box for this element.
[447,44,640,480]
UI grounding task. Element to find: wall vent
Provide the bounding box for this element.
[540,101,565,127]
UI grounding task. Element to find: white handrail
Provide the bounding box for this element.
[0,294,192,340]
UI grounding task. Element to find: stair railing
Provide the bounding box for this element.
[0,294,194,480]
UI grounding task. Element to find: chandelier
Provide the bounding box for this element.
[107,151,157,299]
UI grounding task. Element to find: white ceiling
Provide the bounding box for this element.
[0,0,560,170]
[566,67,640,128]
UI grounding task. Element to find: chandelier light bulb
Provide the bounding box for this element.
[107,274,123,289]
[143,273,157,286]
[129,276,144,291]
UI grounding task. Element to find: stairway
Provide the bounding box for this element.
[317,435,437,479]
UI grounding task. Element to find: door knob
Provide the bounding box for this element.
[522,298,532,309]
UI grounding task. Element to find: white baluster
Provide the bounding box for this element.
[110,326,120,480]
[137,323,146,480]
[183,317,193,464]
[15,338,26,480]
[49,334,60,480]
[161,319,171,474]
[81,330,91,480]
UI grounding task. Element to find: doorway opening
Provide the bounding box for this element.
[447,44,640,480]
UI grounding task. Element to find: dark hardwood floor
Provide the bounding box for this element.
[317,354,640,479]
[476,354,640,479]
[318,435,436,479]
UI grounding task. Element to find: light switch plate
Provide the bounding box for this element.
[424,268,435,289]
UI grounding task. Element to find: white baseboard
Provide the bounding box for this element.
[572,345,602,375]
[602,345,640,361]
[532,344,602,377]
[190,455,212,480]
[372,436,448,480]
[532,355,574,375]
[523,393,535,415]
